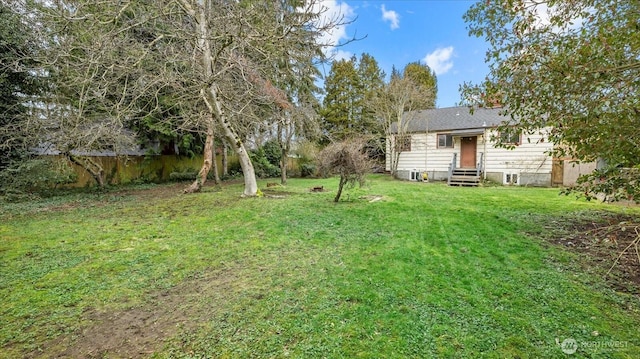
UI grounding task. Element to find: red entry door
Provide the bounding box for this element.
[460,136,477,168]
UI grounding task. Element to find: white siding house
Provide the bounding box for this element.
[386,106,557,186]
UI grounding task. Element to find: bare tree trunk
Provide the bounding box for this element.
[277,120,288,185]
[184,125,213,193]
[220,119,258,196]
[334,175,347,202]
[186,0,257,196]
[211,133,221,185]
[222,142,228,176]
[387,136,400,178]
[68,154,105,187]
[280,147,287,185]
[391,108,404,179]
[391,147,401,178]
[203,85,258,196]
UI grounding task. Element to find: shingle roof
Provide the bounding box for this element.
[392,106,511,133]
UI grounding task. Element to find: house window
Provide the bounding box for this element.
[506,173,518,185]
[437,134,453,148]
[500,130,521,145]
[395,135,411,152]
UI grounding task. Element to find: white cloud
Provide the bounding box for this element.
[332,49,353,61]
[423,47,454,76]
[308,0,355,58]
[381,4,399,30]
[523,1,588,33]
[530,1,552,27]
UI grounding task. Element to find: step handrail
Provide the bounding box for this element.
[447,153,457,184]
[476,152,484,177]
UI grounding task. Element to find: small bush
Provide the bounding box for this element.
[0,157,77,201]
[250,147,281,179]
[261,139,282,168]
[317,137,372,202]
[296,140,319,162]
[300,163,317,177]
[221,160,243,181]
[296,140,319,178]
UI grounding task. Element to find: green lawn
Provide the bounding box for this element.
[1,175,639,358]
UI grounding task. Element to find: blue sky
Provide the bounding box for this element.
[317,0,490,108]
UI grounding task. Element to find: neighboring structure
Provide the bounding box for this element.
[386,106,561,186]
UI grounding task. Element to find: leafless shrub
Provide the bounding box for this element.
[317,137,372,202]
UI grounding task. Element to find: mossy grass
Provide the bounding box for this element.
[1,175,639,357]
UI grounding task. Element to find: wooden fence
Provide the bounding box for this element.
[55,154,299,187]
[55,154,235,187]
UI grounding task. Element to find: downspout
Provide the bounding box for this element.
[483,121,488,180]
[424,113,429,178]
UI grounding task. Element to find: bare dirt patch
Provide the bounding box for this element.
[539,212,640,297]
[261,188,298,199]
[27,268,241,359]
[360,195,385,203]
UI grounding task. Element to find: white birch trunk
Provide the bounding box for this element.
[204,84,258,196]
[182,0,258,196]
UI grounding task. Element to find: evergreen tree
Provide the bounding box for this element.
[403,62,437,109]
[0,5,41,170]
[321,57,360,140]
[357,53,386,134]
[321,53,386,140]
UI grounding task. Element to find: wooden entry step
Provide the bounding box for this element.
[448,168,481,186]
